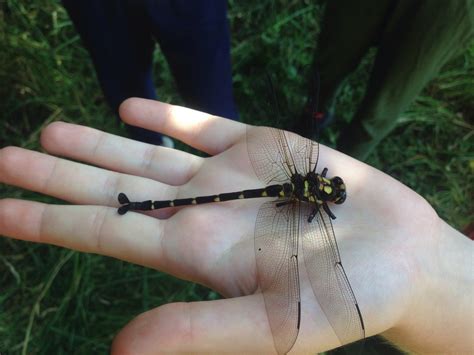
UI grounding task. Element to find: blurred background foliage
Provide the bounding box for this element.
[1,0,473,354]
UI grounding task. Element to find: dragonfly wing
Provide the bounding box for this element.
[254,200,301,355]
[247,126,295,184]
[289,132,319,176]
[247,126,319,184]
[301,206,365,345]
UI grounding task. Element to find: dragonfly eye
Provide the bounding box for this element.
[332,176,347,204]
[335,190,346,204]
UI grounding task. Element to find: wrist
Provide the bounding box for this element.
[383,217,474,353]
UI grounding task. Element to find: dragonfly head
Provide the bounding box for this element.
[331,176,346,204]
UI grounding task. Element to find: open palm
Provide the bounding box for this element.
[0,98,439,354]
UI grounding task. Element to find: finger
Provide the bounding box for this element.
[111,294,339,354]
[119,98,247,155]
[0,198,254,284]
[112,295,277,354]
[0,146,173,206]
[40,121,202,185]
[0,199,165,268]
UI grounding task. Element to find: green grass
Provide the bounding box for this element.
[1,0,473,354]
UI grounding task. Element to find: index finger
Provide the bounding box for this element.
[119,98,247,155]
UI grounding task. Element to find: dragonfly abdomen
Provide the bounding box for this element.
[154,184,289,209]
[117,183,292,215]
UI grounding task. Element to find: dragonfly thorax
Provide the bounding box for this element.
[296,171,347,205]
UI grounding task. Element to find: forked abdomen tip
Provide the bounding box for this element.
[117,193,131,215]
[118,192,130,204]
[117,205,129,215]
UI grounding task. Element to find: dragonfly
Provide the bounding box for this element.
[117,124,365,354]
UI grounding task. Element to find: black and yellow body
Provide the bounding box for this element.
[117,167,346,219]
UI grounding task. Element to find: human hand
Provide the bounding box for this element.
[0,99,470,354]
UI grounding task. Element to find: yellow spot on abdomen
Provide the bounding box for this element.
[324,186,332,194]
[261,191,268,197]
[213,197,220,202]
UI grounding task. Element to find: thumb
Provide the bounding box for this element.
[111,295,275,354]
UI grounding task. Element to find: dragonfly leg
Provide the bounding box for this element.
[276,200,291,208]
[321,167,328,177]
[308,206,319,222]
[323,202,336,220]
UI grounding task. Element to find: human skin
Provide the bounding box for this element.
[0,98,472,354]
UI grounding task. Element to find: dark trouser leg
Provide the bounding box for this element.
[315,0,393,112]
[62,0,164,144]
[146,0,238,120]
[293,0,393,137]
[338,0,474,160]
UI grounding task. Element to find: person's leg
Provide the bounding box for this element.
[62,0,164,144]
[293,0,393,137]
[338,0,474,160]
[315,0,394,111]
[145,0,239,120]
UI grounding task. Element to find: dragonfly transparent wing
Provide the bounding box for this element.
[247,126,319,183]
[287,130,319,176]
[301,205,365,345]
[247,127,294,184]
[254,200,301,355]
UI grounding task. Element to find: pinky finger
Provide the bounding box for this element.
[119,98,246,156]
